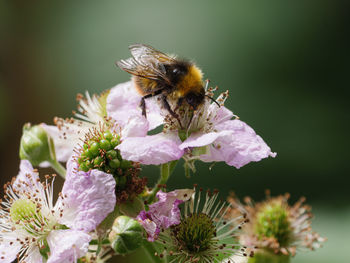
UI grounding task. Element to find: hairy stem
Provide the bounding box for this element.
[48,159,66,179]
[147,161,178,203]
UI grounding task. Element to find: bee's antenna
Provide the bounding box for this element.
[205,94,220,107]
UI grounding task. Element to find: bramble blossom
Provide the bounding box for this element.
[111,81,276,168]
[145,187,253,263]
[226,192,326,257]
[0,160,116,263]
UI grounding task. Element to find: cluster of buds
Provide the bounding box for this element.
[75,127,147,204]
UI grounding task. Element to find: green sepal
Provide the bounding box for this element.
[39,239,50,261]
[119,197,145,218]
[109,216,143,255]
[97,205,120,237]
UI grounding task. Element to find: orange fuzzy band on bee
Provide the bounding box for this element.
[132,76,156,96]
[175,64,203,97]
[132,64,203,98]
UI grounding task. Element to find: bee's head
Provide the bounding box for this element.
[185,90,205,110]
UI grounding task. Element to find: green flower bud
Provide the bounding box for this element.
[255,202,292,247]
[109,216,143,255]
[19,123,54,166]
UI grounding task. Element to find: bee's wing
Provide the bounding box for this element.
[117,44,174,84]
[129,44,175,64]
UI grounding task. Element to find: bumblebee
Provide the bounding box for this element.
[116,44,206,121]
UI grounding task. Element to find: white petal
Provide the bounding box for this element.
[0,241,22,263]
[13,160,41,193]
[24,247,43,263]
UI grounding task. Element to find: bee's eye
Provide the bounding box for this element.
[172,68,180,74]
[186,95,194,103]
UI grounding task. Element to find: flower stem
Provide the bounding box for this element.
[147,161,178,203]
[248,250,291,263]
[48,159,66,179]
[142,239,164,263]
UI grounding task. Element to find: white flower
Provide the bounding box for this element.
[42,92,107,165]
[0,160,116,263]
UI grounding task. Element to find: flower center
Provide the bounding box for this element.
[255,202,292,247]
[10,199,37,222]
[171,213,216,253]
[9,198,57,240]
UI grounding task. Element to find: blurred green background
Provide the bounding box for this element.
[0,1,349,262]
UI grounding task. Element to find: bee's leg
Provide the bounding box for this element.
[174,97,184,112]
[161,95,183,129]
[140,90,164,117]
[140,97,147,117]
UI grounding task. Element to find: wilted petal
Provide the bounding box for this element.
[46,230,90,263]
[117,133,184,165]
[137,211,160,242]
[201,119,276,168]
[137,189,193,241]
[107,81,163,130]
[59,157,116,232]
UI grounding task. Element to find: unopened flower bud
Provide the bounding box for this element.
[108,216,143,255]
[19,123,54,166]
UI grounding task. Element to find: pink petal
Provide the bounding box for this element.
[59,157,116,232]
[137,189,193,241]
[117,133,184,165]
[107,81,163,130]
[121,114,149,138]
[201,119,276,168]
[179,130,233,150]
[137,211,160,242]
[46,230,91,263]
[209,105,234,124]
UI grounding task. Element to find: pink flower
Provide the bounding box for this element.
[114,84,276,169]
[137,189,193,241]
